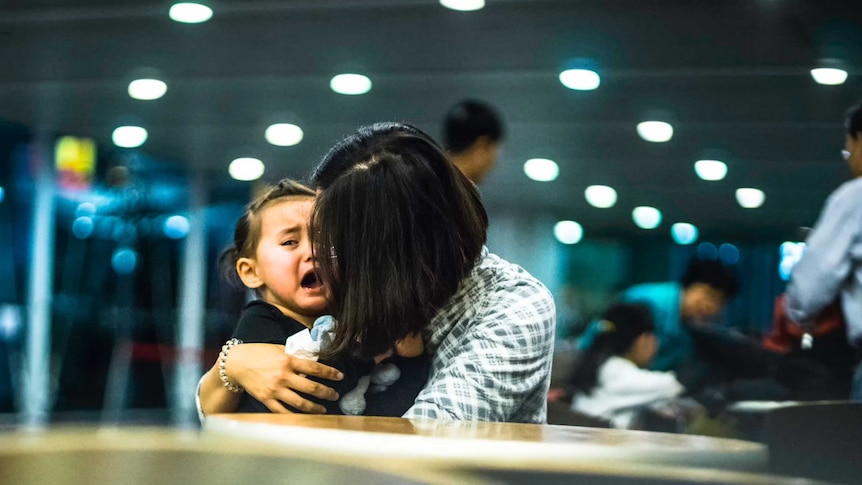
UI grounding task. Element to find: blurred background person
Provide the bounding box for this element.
[568,303,684,429]
[785,100,862,401]
[442,99,505,185]
[578,258,740,376]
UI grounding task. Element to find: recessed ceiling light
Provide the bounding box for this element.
[637,121,673,143]
[694,159,727,181]
[111,247,138,274]
[554,220,583,244]
[780,241,805,260]
[163,215,191,239]
[75,202,96,217]
[697,242,718,260]
[439,0,485,11]
[810,67,848,86]
[671,223,699,245]
[169,3,213,23]
[229,157,265,181]
[736,188,765,208]
[128,78,167,100]
[559,69,601,91]
[265,123,304,146]
[330,73,372,95]
[632,206,662,229]
[72,216,94,239]
[112,126,148,148]
[719,243,740,265]
[584,185,617,208]
[523,158,559,182]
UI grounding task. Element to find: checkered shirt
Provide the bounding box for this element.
[403,248,556,423]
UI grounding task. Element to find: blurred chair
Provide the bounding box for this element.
[546,399,611,428]
[546,348,612,428]
[766,401,862,483]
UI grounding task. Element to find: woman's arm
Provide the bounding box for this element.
[198,343,344,417]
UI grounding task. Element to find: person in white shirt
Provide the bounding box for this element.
[569,303,684,429]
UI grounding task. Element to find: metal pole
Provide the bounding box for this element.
[23,135,56,427]
[172,171,208,426]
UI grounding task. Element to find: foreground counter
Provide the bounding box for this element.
[201,413,828,484]
[0,417,831,485]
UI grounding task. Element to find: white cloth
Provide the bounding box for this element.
[283,329,319,360]
[571,356,684,429]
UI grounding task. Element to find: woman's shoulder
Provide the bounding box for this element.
[468,249,553,300]
[427,249,555,343]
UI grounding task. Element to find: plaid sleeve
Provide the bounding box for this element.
[403,277,555,423]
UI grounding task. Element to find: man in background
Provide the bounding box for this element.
[442,99,505,184]
[786,100,862,400]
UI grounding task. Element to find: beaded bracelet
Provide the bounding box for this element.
[219,338,244,393]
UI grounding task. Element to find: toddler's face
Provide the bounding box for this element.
[252,198,328,320]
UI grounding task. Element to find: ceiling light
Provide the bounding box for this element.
[265,123,304,146]
[523,158,559,182]
[163,215,191,239]
[736,188,765,208]
[697,242,718,260]
[636,121,673,142]
[76,202,96,217]
[111,248,138,275]
[632,206,662,229]
[584,185,617,208]
[554,220,583,245]
[169,3,213,23]
[128,78,167,100]
[72,217,94,239]
[719,243,740,265]
[780,241,805,260]
[229,158,265,181]
[439,0,485,11]
[671,223,699,245]
[112,126,148,148]
[694,159,727,181]
[0,187,4,204]
[559,69,600,91]
[810,67,848,86]
[330,73,372,95]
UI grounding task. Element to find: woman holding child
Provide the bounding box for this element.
[198,122,555,423]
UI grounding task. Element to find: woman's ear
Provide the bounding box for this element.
[236,257,263,288]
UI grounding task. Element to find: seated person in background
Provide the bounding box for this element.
[785,100,862,400]
[203,179,428,418]
[568,303,684,429]
[578,258,739,375]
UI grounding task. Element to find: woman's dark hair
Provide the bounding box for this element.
[681,259,739,299]
[442,99,505,154]
[310,122,488,359]
[846,100,862,139]
[568,303,655,396]
[219,179,315,289]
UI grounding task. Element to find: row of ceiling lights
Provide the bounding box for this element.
[167,1,487,23]
[111,2,836,246]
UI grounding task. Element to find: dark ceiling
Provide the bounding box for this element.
[1,0,861,242]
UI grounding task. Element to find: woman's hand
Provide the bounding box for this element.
[226,343,343,414]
